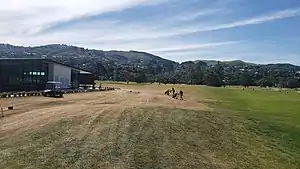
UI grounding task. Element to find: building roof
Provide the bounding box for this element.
[0,58,92,74]
[80,70,92,74]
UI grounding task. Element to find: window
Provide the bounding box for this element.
[37,72,41,75]
[32,72,37,75]
[41,72,45,76]
[29,72,32,75]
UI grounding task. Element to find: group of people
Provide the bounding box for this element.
[164,87,184,100]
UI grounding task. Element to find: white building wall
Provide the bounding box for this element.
[53,64,71,89]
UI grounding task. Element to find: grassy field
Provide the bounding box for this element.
[203,87,300,166]
[200,87,300,168]
[1,83,300,169]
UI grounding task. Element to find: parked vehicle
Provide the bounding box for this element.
[43,81,64,98]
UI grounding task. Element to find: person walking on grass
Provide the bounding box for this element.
[172,87,175,95]
[179,90,184,100]
[172,92,178,99]
[165,89,170,95]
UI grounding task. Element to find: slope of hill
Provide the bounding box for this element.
[0,44,177,80]
[0,44,174,64]
[1,43,300,88]
[195,60,259,67]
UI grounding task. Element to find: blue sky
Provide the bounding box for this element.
[1,0,300,64]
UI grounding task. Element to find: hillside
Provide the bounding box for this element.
[0,43,176,69]
[1,43,300,88]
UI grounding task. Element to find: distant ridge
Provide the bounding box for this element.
[0,43,299,67]
[1,43,300,88]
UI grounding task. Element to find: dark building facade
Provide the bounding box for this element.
[0,58,93,93]
[79,72,96,85]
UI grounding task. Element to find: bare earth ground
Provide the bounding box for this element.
[1,84,296,169]
[0,85,208,139]
[0,85,223,169]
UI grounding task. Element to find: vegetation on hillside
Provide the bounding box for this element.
[1,43,300,88]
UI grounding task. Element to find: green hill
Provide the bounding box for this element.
[1,43,300,88]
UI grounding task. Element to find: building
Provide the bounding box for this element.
[0,58,95,92]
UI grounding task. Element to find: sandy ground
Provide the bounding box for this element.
[0,85,208,140]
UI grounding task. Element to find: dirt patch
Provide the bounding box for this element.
[0,85,208,139]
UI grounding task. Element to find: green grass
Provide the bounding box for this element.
[1,84,300,169]
[0,108,237,169]
[202,87,300,122]
[199,86,300,168]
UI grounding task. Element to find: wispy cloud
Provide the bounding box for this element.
[0,0,165,36]
[148,41,240,53]
[158,41,300,65]
[34,7,300,43]
[0,0,299,64]
[169,8,227,22]
[157,7,300,38]
[200,7,300,32]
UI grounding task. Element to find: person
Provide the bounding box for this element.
[172,92,178,99]
[172,88,175,95]
[179,90,183,100]
[1,107,3,117]
[164,89,170,95]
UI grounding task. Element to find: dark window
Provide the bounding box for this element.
[0,59,50,92]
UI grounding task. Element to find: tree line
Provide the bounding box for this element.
[1,44,299,88]
[95,61,300,89]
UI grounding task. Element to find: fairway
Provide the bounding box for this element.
[0,83,300,169]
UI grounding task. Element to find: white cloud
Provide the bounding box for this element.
[0,1,299,64]
[28,7,300,44]
[200,7,300,31]
[158,43,300,65]
[147,41,240,53]
[0,0,164,36]
[158,50,241,62]
[143,7,300,39]
[2,1,299,43]
[169,8,227,22]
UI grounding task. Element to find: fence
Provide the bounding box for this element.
[0,87,118,98]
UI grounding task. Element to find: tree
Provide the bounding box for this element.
[276,77,286,88]
[204,69,223,87]
[214,62,225,80]
[113,70,117,81]
[95,62,107,79]
[135,73,146,83]
[286,78,300,89]
[240,71,253,87]
[204,63,224,87]
[190,63,204,85]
